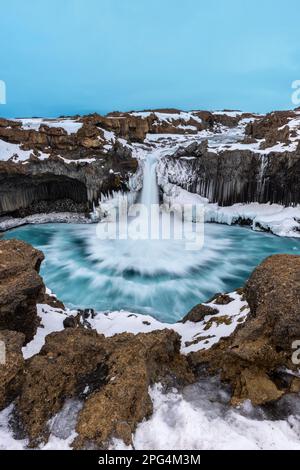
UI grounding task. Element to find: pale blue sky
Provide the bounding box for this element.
[0,0,300,117]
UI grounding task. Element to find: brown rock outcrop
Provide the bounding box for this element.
[189,255,300,405]
[0,330,25,410]
[0,240,45,342]
[74,329,192,448]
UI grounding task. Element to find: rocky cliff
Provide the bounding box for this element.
[0,240,300,448]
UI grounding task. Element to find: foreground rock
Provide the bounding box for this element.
[16,327,193,448]
[189,255,300,405]
[0,240,44,342]
[0,330,25,409]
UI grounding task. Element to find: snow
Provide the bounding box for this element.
[212,139,298,155]
[2,376,300,450]
[0,405,28,450]
[15,118,83,135]
[144,114,299,156]
[0,401,78,450]
[83,291,248,354]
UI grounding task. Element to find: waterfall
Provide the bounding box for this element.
[140,154,159,209]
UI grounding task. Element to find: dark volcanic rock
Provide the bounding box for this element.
[188,255,300,405]
[0,330,25,410]
[212,294,234,305]
[63,315,78,328]
[181,304,219,323]
[0,240,45,342]
[0,149,138,217]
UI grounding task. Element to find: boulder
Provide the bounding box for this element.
[0,240,45,343]
[16,327,193,448]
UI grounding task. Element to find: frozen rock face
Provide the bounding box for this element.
[0,240,45,342]
[189,255,300,406]
[16,327,192,448]
[155,109,300,206]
